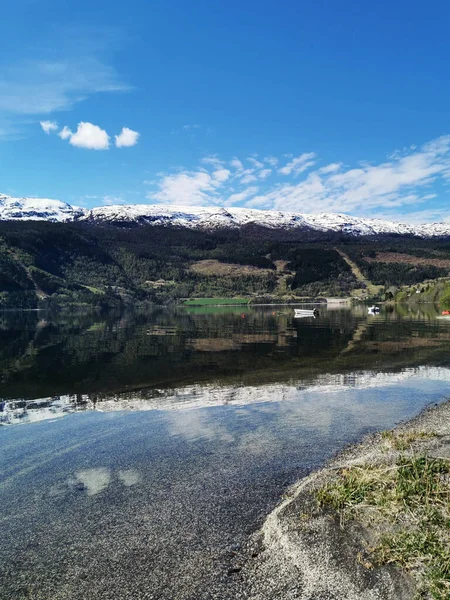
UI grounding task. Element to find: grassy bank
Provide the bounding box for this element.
[317,431,450,599]
[393,279,450,310]
[245,400,450,600]
[182,297,250,306]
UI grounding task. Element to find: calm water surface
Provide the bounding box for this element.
[1,305,450,599]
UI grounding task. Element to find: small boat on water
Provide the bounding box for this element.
[294,308,319,318]
[368,305,380,315]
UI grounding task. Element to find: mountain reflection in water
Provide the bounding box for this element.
[1,304,450,423]
[2,305,450,600]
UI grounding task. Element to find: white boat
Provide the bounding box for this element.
[294,308,318,318]
[368,306,380,315]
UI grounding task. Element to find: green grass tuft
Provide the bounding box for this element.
[316,453,450,598]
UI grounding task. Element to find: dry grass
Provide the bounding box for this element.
[381,430,438,451]
[189,259,272,277]
[365,252,450,269]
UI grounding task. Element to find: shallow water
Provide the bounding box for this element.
[1,305,450,598]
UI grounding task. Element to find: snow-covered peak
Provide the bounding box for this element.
[1,194,450,238]
[0,193,84,222]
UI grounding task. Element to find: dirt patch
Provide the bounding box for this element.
[189,259,272,277]
[365,252,450,269]
[274,260,290,273]
[335,249,382,296]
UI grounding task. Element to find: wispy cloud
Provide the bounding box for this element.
[258,168,272,179]
[226,186,259,205]
[255,136,450,214]
[230,158,244,171]
[59,126,72,140]
[278,152,316,176]
[40,120,58,134]
[247,157,264,169]
[212,168,231,182]
[201,156,225,169]
[171,124,212,136]
[240,172,258,184]
[0,58,129,117]
[317,163,342,175]
[145,135,450,222]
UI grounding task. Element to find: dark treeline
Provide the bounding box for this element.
[1,221,450,308]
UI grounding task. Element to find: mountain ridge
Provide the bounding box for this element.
[1,193,450,238]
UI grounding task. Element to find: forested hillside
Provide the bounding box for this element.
[1,221,450,309]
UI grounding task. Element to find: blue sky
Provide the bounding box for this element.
[1,0,450,222]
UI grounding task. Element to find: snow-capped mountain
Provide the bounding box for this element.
[1,193,450,238]
[78,204,450,238]
[0,194,83,222]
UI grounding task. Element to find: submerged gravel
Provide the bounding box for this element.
[1,396,449,600]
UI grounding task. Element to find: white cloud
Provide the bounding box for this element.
[58,126,72,140]
[54,123,138,150]
[115,127,140,148]
[264,156,278,166]
[212,168,231,182]
[68,121,110,150]
[278,152,316,176]
[143,136,450,221]
[40,120,58,134]
[151,171,221,205]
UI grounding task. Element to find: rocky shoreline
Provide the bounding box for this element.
[240,398,450,599]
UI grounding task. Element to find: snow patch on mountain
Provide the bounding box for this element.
[1,193,450,238]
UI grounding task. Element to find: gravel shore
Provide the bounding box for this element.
[241,399,450,600]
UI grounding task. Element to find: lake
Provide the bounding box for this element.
[1,304,450,599]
